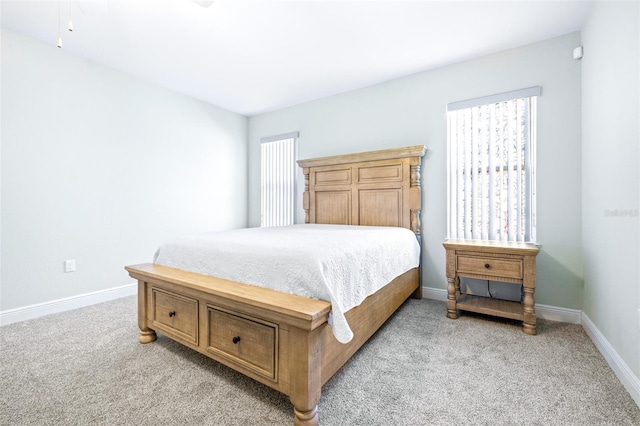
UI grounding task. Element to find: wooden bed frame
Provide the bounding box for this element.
[125,145,426,425]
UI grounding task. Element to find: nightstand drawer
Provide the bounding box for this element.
[151,288,199,345]
[457,255,523,280]
[207,306,278,381]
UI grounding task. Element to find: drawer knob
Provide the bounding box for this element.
[484,263,491,269]
[232,336,241,344]
[169,311,176,317]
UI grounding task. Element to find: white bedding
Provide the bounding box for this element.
[153,224,420,343]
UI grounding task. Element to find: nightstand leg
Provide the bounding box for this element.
[447,277,458,319]
[522,286,536,335]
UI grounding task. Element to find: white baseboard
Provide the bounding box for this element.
[422,286,448,301]
[581,312,640,407]
[535,303,582,324]
[0,283,137,326]
[422,286,639,407]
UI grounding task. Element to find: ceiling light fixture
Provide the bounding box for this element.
[56,1,74,48]
[68,2,73,32]
[192,1,214,8]
[57,0,62,48]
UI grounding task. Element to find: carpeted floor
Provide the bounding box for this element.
[1,296,638,425]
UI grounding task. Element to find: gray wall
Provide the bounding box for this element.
[582,1,639,379]
[248,32,583,310]
[1,30,248,311]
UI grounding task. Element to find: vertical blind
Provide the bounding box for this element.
[447,87,539,243]
[260,133,298,227]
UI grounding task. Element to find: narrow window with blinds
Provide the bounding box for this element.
[447,87,539,243]
[260,132,298,227]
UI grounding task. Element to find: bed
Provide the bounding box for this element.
[125,144,426,425]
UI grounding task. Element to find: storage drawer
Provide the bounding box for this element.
[207,306,278,381]
[457,255,523,280]
[151,288,199,345]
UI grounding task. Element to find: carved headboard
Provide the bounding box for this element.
[297,145,426,235]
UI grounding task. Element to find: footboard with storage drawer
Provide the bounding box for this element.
[128,263,420,425]
[131,263,332,396]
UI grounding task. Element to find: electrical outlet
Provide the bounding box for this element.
[64,259,76,273]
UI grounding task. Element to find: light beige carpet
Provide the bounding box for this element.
[1,296,638,425]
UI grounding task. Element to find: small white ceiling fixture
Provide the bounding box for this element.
[191,0,215,8]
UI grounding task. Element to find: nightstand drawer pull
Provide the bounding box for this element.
[232,336,241,344]
[485,263,490,269]
[169,311,176,317]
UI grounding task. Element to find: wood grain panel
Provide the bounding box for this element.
[358,188,402,227]
[357,163,402,183]
[455,294,524,321]
[314,168,351,186]
[299,145,425,235]
[297,145,426,168]
[314,191,351,225]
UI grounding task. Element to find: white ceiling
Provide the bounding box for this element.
[1,0,592,116]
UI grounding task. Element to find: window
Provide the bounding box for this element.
[260,132,298,227]
[447,87,539,243]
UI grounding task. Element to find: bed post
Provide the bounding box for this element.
[288,326,322,426]
[410,153,424,299]
[302,167,310,224]
[409,157,422,236]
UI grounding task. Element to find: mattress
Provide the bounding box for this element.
[153,224,421,343]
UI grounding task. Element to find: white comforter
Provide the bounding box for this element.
[154,224,420,343]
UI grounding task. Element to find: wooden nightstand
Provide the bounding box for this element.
[443,239,540,335]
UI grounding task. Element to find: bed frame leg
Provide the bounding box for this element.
[137,280,157,344]
[293,406,318,426]
[410,284,422,299]
[139,328,157,344]
[410,243,423,299]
